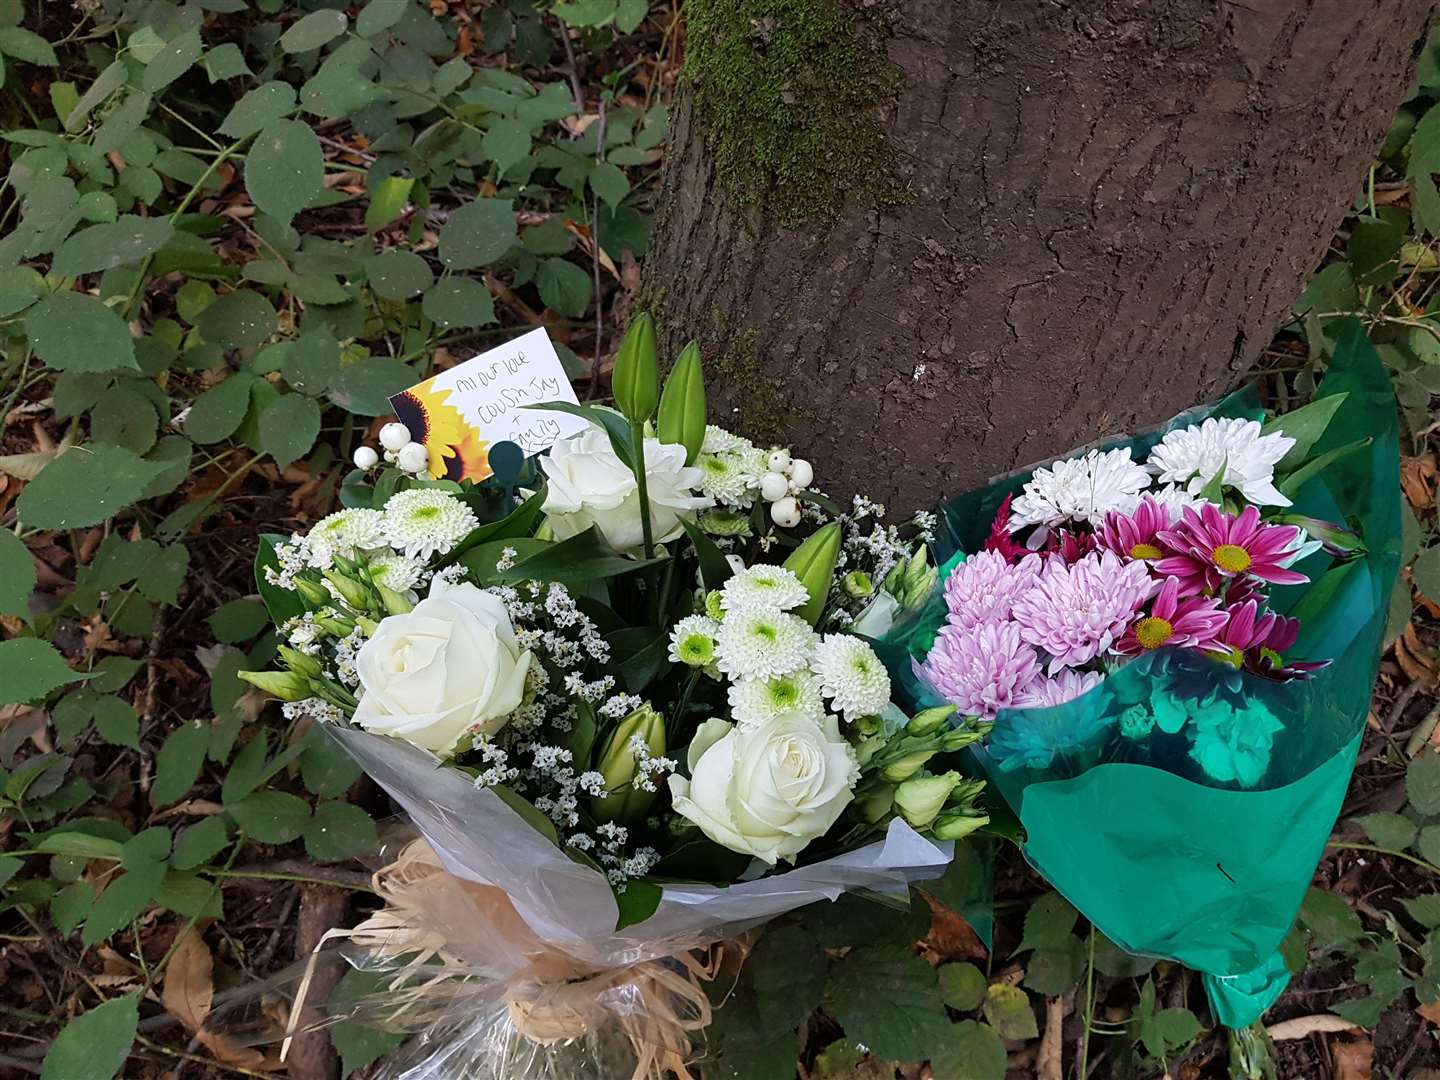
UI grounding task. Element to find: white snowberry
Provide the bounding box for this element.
[788,458,814,489]
[766,449,792,473]
[379,422,413,451]
[759,471,790,502]
[352,446,379,470]
[770,496,802,528]
[396,442,429,474]
[725,554,746,574]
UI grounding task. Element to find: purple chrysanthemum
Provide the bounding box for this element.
[1011,550,1157,672]
[942,549,1041,630]
[1011,669,1104,709]
[918,621,1041,719]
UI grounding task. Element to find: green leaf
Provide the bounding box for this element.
[172,816,232,870]
[930,1020,1007,1080]
[439,197,516,269]
[219,81,297,138]
[1022,936,1085,995]
[204,42,252,81]
[1353,812,1417,851]
[40,994,139,1080]
[303,801,376,861]
[255,534,307,624]
[229,790,311,843]
[281,10,349,52]
[152,722,211,807]
[36,831,124,860]
[300,726,363,797]
[155,870,222,919]
[208,599,269,644]
[589,161,630,207]
[483,117,531,176]
[939,961,987,1011]
[365,175,414,232]
[366,248,433,300]
[83,860,167,946]
[680,517,734,591]
[195,289,277,349]
[25,292,137,372]
[745,924,826,1035]
[421,276,495,328]
[17,445,166,530]
[0,528,35,616]
[1262,392,1348,471]
[981,982,1037,1039]
[0,639,84,704]
[1298,886,1362,947]
[246,120,323,223]
[258,393,320,468]
[0,26,56,66]
[493,527,665,585]
[490,783,560,845]
[827,945,950,1061]
[524,400,634,468]
[328,969,406,1076]
[536,257,592,317]
[1410,753,1440,816]
[51,881,95,935]
[51,216,175,277]
[140,29,203,92]
[1406,894,1440,930]
[1415,544,1440,605]
[185,373,258,444]
[1417,824,1440,868]
[90,695,139,749]
[1347,208,1409,286]
[0,264,45,317]
[1016,890,1078,953]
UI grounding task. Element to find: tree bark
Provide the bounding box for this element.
[645,0,1436,508]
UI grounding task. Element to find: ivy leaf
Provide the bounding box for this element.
[303,801,377,861]
[439,197,516,269]
[421,277,495,328]
[827,945,950,1061]
[246,120,323,223]
[258,393,320,468]
[280,9,348,53]
[1415,545,1440,605]
[0,639,85,704]
[219,81,297,138]
[0,528,36,616]
[51,216,175,276]
[18,445,166,529]
[25,292,137,372]
[40,994,139,1080]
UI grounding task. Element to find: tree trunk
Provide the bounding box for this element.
[645,0,1436,508]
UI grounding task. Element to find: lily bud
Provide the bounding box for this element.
[782,521,841,627]
[932,809,988,841]
[907,704,955,737]
[277,645,322,679]
[376,584,414,616]
[592,704,666,824]
[657,340,705,465]
[898,547,938,612]
[894,772,962,829]
[881,748,935,783]
[843,571,874,599]
[293,576,331,609]
[853,784,895,825]
[612,312,659,424]
[322,569,371,610]
[237,669,311,702]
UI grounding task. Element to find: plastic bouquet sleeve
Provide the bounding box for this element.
[875,320,1401,1027]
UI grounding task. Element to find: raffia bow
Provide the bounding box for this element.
[284,838,737,1080]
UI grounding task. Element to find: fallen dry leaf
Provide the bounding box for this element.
[1401,453,1437,510]
[917,890,987,962]
[1396,624,1438,686]
[1266,1013,1362,1040]
[163,927,214,1035]
[1332,1037,1373,1080]
[1417,999,1440,1025]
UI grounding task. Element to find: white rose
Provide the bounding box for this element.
[539,428,713,552]
[353,581,533,755]
[668,713,858,865]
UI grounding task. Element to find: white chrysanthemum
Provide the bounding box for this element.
[368,552,426,593]
[305,509,386,568]
[715,609,817,679]
[701,425,753,455]
[1146,417,1295,507]
[1148,482,1208,521]
[727,671,825,728]
[811,634,891,720]
[697,451,755,506]
[1009,447,1151,530]
[382,489,479,560]
[720,564,810,613]
[669,614,720,667]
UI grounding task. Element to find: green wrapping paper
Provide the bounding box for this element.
[877,321,1400,1026]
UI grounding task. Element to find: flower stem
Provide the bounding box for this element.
[629,420,655,559]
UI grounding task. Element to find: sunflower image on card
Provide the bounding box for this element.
[389,328,588,482]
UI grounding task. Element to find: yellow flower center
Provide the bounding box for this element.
[1212,544,1252,574]
[1130,542,1163,560]
[1135,616,1174,650]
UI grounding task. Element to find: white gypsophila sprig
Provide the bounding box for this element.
[714,608,817,679]
[727,670,826,728]
[1146,416,1296,507]
[305,508,387,568]
[381,488,478,559]
[1008,447,1152,531]
[625,732,678,794]
[600,694,645,719]
[811,634,892,721]
[719,564,810,613]
[264,536,308,591]
[669,614,720,667]
[281,697,344,724]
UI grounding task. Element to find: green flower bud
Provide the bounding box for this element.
[704,589,725,620]
[941,723,987,751]
[853,784,895,824]
[698,509,752,538]
[657,340,706,465]
[931,809,988,841]
[294,576,331,609]
[376,584,414,616]
[592,704,666,824]
[313,612,354,637]
[881,748,935,783]
[322,569,371,610]
[277,645,322,679]
[907,704,956,737]
[782,522,842,627]
[852,713,883,737]
[237,669,311,702]
[899,547,938,612]
[894,772,962,829]
[843,571,874,599]
[611,312,659,424]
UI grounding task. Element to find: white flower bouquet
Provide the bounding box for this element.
[238,314,987,1078]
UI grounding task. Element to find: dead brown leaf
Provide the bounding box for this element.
[1417,1000,1440,1025]
[916,890,987,962]
[163,928,214,1035]
[1397,624,1439,685]
[1331,1037,1373,1080]
[1401,453,1437,510]
[1266,1014,1362,1040]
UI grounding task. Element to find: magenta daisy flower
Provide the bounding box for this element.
[1011,550,1157,672]
[1115,576,1227,655]
[942,549,1040,630]
[1097,496,1172,562]
[1154,504,1308,593]
[1011,669,1104,709]
[918,621,1041,719]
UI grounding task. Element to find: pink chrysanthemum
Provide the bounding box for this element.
[1011,550,1158,672]
[918,621,1041,719]
[1097,496,1172,563]
[1011,669,1104,709]
[942,549,1041,630]
[1155,504,1308,594]
[1115,576,1228,655]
